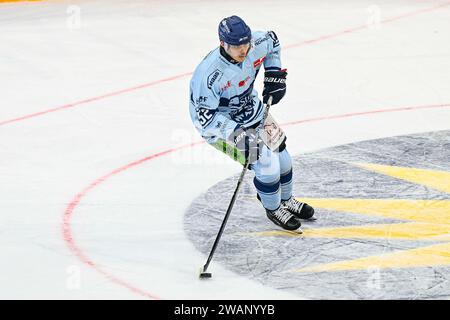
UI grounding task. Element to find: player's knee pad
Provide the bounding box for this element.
[279,149,292,173]
[254,146,281,179]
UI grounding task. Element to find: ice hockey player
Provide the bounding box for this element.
[189,15,315,230]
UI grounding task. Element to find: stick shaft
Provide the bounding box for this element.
[202,159,250,271]
[202,96,273,273]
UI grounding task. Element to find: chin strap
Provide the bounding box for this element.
[219,46,240,64]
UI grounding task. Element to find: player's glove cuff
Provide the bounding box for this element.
[262,69,287,105]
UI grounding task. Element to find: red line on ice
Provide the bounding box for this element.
[0,72,192,127]
[63,102,450,299]
[60,0,450,299]
[282,103,450,127]
[284,1,450,49]
[63,141,203,300]
[2,1,450,127]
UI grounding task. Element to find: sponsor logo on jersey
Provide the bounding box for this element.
[220,80,232,92]
[195,96,208,105]
[253,56,266,68]
[207,69,223,89]
[254,31,279,47]
[239,76,251,87]
[254,35,269,46]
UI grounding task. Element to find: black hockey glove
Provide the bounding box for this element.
[230,126,263,164]
[262,69,287,105]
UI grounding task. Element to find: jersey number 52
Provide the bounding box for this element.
[196,107,216,128]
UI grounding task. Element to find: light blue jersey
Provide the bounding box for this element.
[189,30,294,212]
[189,30,282,144]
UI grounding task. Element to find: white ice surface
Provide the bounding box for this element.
[1,0,449,299]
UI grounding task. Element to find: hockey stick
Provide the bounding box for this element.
[199,96,273,279]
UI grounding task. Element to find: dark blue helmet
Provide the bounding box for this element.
[218,15,251,46]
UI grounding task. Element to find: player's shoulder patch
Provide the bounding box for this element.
[195,50,227,94]
[253,30,280,48]
[207,69,223,90]
[267,31,280,48]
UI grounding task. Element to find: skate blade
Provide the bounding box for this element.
[292,227,303,234]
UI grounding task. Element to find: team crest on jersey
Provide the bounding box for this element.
[207,69,223,89]
[229,95,256,123]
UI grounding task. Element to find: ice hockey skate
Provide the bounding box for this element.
[266,206,302,231]
[281,197,316,220]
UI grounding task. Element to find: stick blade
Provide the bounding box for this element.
[198,267,212,279]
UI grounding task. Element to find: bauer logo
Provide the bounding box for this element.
[207,69,223,89]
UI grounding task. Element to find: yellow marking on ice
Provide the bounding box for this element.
[354,162,450,195]
[292,242,450,272]
[247,222,450,241]
[247,162,450,272]
[297,198,450,225]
